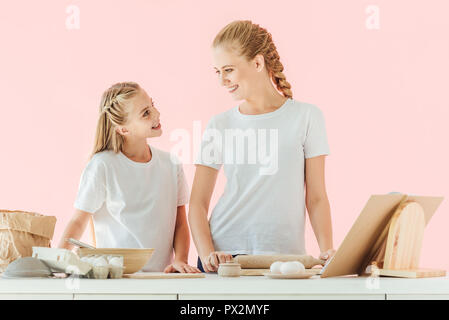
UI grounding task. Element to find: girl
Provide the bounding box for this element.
[58,82,200,273]
[189,21,336,272]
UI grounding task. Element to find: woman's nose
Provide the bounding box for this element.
[219,74,228,86]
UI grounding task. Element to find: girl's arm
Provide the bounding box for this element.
[164,205,201,273]
[57,209,92,250]
[188,165,232,272]
[305,155,335,260]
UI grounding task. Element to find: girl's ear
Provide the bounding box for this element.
[115,126,129,136]
[254,54,265,72]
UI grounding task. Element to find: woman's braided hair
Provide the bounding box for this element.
[213,20,292,99]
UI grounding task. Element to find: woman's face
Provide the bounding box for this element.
[213,45,261,101]
[121,89,162,139]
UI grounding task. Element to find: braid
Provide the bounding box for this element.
[264,38,292,99]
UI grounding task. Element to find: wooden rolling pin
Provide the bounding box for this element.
[233,254,325,269]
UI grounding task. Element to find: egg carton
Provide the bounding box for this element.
[79,254,125,279]
[32,247,92,275]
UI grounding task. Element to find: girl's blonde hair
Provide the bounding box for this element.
[213,20,292,99]
[91,82,141,157]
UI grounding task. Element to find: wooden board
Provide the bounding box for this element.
[378,268,446,278]
[123,272,205,279]
[240,269,270,276]
[240,268,322,276]
[320,194,444,278]
[383,201,425,269]
[233,255,325,269]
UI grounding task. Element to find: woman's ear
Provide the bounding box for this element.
[254,54,265,72]
[115,126,129,137]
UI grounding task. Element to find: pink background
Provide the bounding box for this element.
[1,0,448,270]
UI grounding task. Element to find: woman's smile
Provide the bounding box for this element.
[227,85,239,93]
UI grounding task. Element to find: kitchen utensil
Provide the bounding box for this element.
[233,254,325,269]
[240,269,270,276]
[376,200,445,278]
[320,193,445,278]
[77,248,154,274]
[240,268,322,276]
[1,257,52,279]
[264,272,315,279]
[218,263,241,277]
[32,247,91,275]
[66,238,96,249]
[122,272,205,279]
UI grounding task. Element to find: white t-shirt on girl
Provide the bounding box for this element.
[74,145,190,272]
[195,98,330,256]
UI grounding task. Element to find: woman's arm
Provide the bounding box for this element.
[305,155,335,259]
[188,165,232,272]
[57,209,92,250]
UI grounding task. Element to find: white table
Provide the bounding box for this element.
[1,274,448,300]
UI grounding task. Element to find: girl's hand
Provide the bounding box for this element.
[200,251,233,272]
[319,248,336,262]
[164,261,202,273]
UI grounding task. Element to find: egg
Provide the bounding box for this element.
[270,261,284,274]
[292,261,305,272]
[280,261,302,275]
[108,257,123,267]
[92,256,108,267]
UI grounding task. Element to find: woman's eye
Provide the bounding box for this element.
[143,110,149,117]
[225,69,233,73]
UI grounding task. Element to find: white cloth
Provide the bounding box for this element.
[74,144,190,271]
[194,98,330,255]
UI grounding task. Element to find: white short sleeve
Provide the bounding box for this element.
[304,106,331,159]
[73,158,106,214]
[194,116,223,170]
[177,163,190,206]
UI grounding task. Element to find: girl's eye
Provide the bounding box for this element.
[225,69,233,73]
[143,110,149,117]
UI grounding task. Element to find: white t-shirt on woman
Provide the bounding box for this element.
[194,98,330,255]
[74,145,190,271]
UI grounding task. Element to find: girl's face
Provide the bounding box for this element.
[213,45,262,101]
[120,89,162,139]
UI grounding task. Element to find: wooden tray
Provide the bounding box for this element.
[123,272,205,279]
[240,268,322,276]
[263,269,318,279]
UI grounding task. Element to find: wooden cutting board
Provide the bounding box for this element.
[240,268,322,276]
[123,272,205,279]
[233,255,325,269]
[240,269,270,276]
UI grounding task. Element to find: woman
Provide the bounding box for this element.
[189,20,335,272]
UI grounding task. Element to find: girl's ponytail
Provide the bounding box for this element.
[91,82,140,158]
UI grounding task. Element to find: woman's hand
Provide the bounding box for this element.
[200,251,233,272]
[164,260,202,273]
[319,248,336,263]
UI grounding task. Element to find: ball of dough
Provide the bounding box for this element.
[270,261,283,274]
[280,261,302,275]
